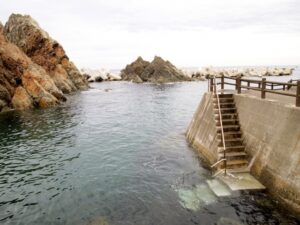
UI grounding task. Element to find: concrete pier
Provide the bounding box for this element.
[187,91,300,215]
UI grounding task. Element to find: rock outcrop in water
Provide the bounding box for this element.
[4,14,88,93]
[121,56,190,83]
[0,14,87,112]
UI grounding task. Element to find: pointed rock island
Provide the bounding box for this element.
[121,56,191,83]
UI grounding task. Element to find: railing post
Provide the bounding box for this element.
[221,75,224,90]
[296,81,300,107]
[210,77,214,92]
[236,77,241,94]
[261,78,266,99]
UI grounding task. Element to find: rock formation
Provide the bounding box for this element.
[121,56,150,83]
[0,14,88,113]
[4,14,88,93]
[121,56,190,83]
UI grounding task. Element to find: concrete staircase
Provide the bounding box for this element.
[213,93,249,173]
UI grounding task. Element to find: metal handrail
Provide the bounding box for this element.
[211,76,227,175]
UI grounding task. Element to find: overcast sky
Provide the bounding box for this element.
[1,0,300,69]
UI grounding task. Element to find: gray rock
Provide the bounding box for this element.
[121,56,150,82]
[121,56,190,83]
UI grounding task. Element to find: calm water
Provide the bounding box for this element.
[0,79,300,225]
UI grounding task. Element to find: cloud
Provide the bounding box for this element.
[0,0,299,68]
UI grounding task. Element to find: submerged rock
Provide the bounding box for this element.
[175,184,217,211]
[84,216,109,225]
[4,14,88,93]
[121,56,190,83]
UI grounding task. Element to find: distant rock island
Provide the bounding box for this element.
[0,14,88,112]
[121,56,191,83]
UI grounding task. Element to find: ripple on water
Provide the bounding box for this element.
[0,81,299,225]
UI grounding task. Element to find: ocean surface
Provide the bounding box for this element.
[0,70,300,225]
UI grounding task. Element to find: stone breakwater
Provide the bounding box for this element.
[0,14,88,112]
[81,68,121,82]
[183,67,294,80]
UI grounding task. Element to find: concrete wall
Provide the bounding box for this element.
[234,94,300,213]
[186,92,219,164]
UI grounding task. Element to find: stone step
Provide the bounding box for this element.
[214,108,236,113]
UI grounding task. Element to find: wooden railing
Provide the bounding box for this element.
[208,76,300,107]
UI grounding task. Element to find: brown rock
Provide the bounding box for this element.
[121,56,150,82]
[121,56,190,83]
[140,56,190,83]
[4,14,88,93]
[12,86,33,110]
[0,27,63,111]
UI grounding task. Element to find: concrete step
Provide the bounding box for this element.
[214,97,234,102]
[214,108,237,113]
[215,113,238,120]
[217,125,240,132]
[218,145,245,152]
[218,140,244,147]
[218,152,246,159]
[226,167,251,173]
[217,131,242,139]
[220,159,248,168]
[216,119,239,126]
[218,94,234,98]
[214,102,235,109]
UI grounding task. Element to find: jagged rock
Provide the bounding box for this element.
[140,56,190,82]
[121,56,190,83]
[121,56,150,82]
[4,14,88,93]
[0,26,64,111]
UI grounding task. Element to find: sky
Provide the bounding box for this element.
[1,0,300,69]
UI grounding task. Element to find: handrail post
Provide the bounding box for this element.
[210,77,214,92]
[261,78,266,99]
[221,75,224,90]
[236,77,241,94]
[296,81,300,107]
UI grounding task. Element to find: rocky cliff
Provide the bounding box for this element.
[121,56,190,83]
[0,14,88,113]
[4,14,88,93]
